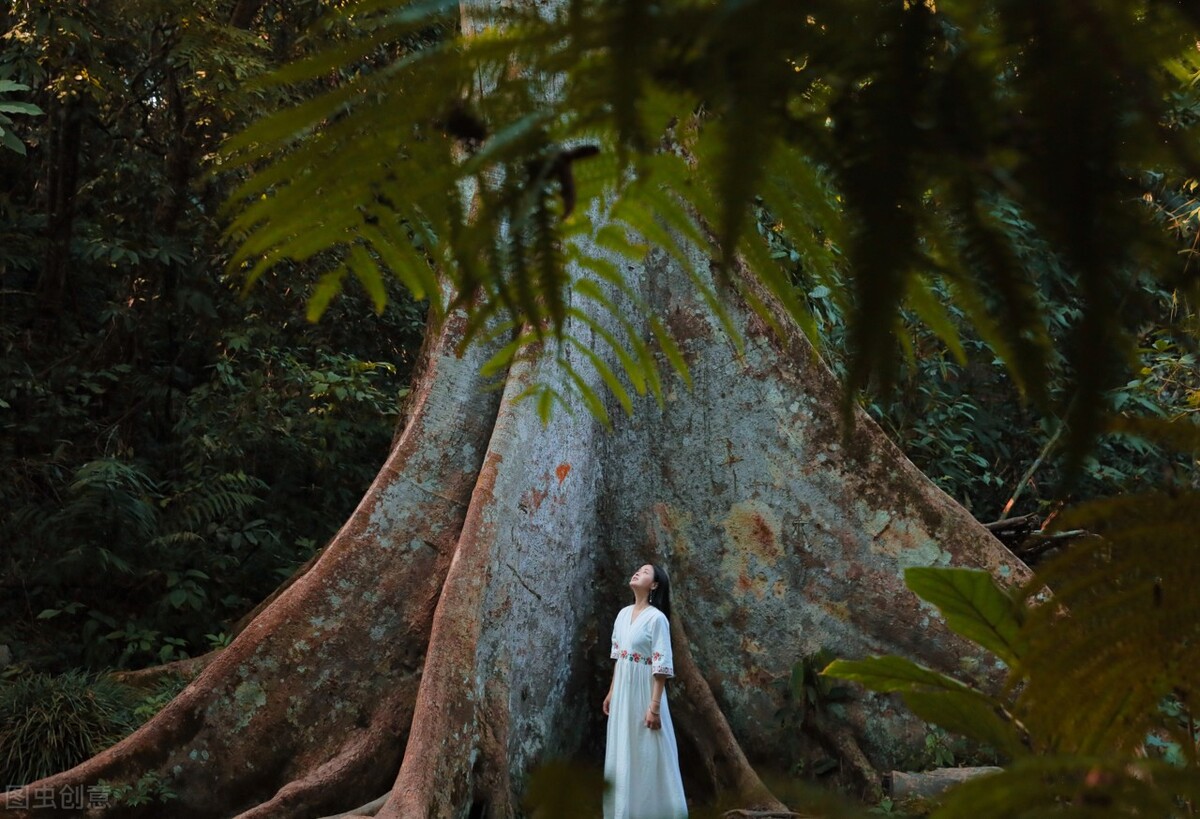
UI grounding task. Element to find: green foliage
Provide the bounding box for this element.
[0,80,43,155]
[902,568,1025,668]
[3,2,1200,814]
[919,728,958,772]
[0,1,427,674]
[824,563,1200,814]
[129,674,192,724]
[769,192,1200,517]
[0,670,138,787]
[95,770,178,808]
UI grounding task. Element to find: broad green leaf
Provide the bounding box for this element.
[822,655,972,694]
[904,567,1026,666]
[0,127,27,155]
[0,102,43,115]
[901,689,1025,759]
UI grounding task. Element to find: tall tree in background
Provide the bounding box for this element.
[4,0,1199,816]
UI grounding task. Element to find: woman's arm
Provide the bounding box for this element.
[644,674,666,729]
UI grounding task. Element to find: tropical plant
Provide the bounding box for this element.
[824,563,1200,816]
[0,79,42,155]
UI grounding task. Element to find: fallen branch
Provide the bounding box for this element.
[1011,529,1094,562]
[981,512,1041,533]
[106,650,216,689]
[999,425,1062,520]
[887,766,1002,799]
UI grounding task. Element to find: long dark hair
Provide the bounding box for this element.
[648,564,672,622]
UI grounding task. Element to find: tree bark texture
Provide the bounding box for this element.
[1,226,1028,817]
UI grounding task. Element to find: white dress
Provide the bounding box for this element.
[604,605,688,819]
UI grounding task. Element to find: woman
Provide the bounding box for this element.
[603,563,688,819]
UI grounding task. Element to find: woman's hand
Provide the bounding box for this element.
[603,691,612,716]
[644,706,661,730]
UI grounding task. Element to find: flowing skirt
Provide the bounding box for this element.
[603,660,688,819]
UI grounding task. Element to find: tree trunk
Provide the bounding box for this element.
[229,0,268,30]
[0,234,1028,817]
[40,100,82,309]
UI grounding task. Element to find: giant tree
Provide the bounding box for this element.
[4,0,1199,816]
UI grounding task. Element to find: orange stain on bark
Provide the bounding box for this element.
[722,502,783,564]
[555,463,571,483]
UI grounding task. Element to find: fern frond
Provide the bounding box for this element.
[221,0,1200,440]
[1016,490,1200,754]
[161,473,266,535]
[55,460,160,544]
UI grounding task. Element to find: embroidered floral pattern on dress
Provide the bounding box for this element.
[610,607,673,671]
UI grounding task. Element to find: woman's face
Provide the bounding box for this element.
[629,563,657,593]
